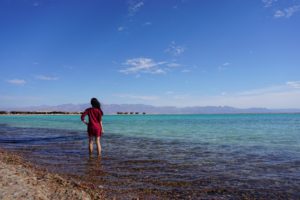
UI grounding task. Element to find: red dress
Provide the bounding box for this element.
[81,107,103,137]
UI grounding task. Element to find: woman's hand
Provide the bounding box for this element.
[100,121,104,133]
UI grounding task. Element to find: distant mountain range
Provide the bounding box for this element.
[2,103,300,114]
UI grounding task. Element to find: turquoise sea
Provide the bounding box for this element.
[0,114,299,199]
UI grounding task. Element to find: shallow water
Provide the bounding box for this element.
[0,114,299,199]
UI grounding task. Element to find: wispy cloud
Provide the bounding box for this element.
[161,82,300,108]
[286,81,300,89]
[218,62,231,71]
[204,91,300,109]
[118,1,145,32]
[274,5,300,18]
[173,94,190,100]
[237,85,285,96]
[120,58,167,74]
[218,83,300,108]
[7,79,26,85]
[165,41,186,56]
[165,91,174,95]
[274,10,285,18]
[143,22,152,26]
[128,0,144,16]
[181,69,191,73]
[167,63,181,68]
[117,26,125,32]
[262,1,300,19]
[262,0,277,7]
[230,81,300,97]
[35,75,59,81]
[284,5,300,18]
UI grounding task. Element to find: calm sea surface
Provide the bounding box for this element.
[0,114,299,199]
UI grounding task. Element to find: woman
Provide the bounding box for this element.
[81,98,104,156]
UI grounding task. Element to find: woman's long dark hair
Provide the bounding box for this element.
[91,98,103,114]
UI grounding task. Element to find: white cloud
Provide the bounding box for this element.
[274,10,286,18]
[120,57,166,74]
[128,1,144,16]
[167,63,181,68]
[121,1,145,32]
[119,58,189,75]
[274,5,300,18]
[285,5,300,17]
[286,81,300,89]
[152,69,165,74]
[262,0,277,7]
[7,79,26,85]
[165,41,185,56]
[35,75,59,81]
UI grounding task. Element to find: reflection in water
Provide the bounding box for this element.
[85,156,103,177]
[0,125,300,198]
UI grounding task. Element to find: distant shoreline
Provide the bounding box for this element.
[0,111,83,115]
[0,112,300,115]
[0,111,147,115]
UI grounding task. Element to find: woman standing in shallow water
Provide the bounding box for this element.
[81,98,104,156]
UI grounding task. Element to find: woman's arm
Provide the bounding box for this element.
[100,114,104,132]
[81,109,89,125]
[99,109,104,132]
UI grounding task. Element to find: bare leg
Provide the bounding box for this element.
[96,136,101,156]
[89,136,94,155]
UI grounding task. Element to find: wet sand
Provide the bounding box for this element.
[0,149,104,200]
[0,147,297,200]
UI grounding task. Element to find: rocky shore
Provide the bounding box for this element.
[0,150,104,200]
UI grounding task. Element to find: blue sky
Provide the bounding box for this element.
[1,0,300,108]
